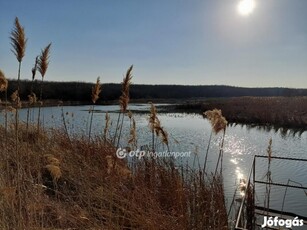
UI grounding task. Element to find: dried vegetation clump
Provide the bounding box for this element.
[0,70,8,92]
[0,125,228,229]
[204,109,227,134]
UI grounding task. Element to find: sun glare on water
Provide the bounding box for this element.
[237,0,255,16]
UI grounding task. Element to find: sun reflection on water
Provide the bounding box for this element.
[223,134,254,197]
[230,158,239,165]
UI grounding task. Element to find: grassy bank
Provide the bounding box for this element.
[0,123,228,229]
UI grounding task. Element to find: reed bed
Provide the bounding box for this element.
[173,97,307,130]
[0,124,228,229]
[201,97,307,129]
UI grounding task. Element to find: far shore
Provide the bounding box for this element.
[1,96,306,131]
[159,96,307,131]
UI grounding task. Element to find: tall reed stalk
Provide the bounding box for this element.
[203,109,227,176]
[149,102,157,152]
[37,43,51,133]
[148,103,170,153]
[10,17,27,91]
[127,111,137,149]
[154,117,170,152]
[10,16,27,141]
[89,77,102,141]
[10,17,27,228]
[61,107,71,143]
[26,56,38,132]
[203,131,212,174]
[103,112,110,142]
[115,65,133,148]
[215,128,226,176]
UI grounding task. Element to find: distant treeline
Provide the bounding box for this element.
[5,79,307,103]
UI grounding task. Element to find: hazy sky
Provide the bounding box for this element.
[1,0,307,87]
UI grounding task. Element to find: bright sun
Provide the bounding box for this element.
[237,0,255,16]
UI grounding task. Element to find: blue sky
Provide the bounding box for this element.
[0,0,306,87]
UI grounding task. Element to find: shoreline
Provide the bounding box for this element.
[2,96,307,131]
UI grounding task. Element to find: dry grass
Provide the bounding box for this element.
[0,124,228,230]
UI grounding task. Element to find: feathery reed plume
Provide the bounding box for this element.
[45,154,60,166]
[10,17,27,93]
[11,90,18,102]
[204,109,227,134]
[161,128,169,147]
[11,90,21,108]
[28,92,37,105]
[37,43,51,133]
[38,43,51,79]
[148,103,169,150]
[44,154,61,182]
[115,65,133,148]
[154,117,169,147]
[119,65,133,113]
[0,70,8,92]
[45,165,62,182]
[91,77,102,103]
[10,17,27,63]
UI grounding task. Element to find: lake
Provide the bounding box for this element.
[10,103,307,225]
